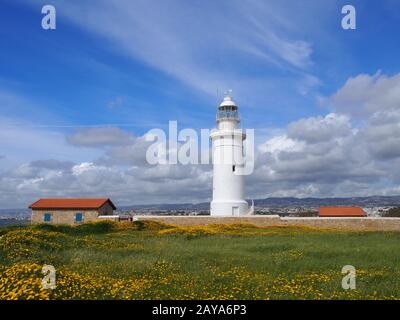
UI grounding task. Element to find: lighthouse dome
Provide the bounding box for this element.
[219,95,237,107]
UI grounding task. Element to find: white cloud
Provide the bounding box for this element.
[287,113,351,144]
[0,125,213,207]
[67,127,134,147]
[361,109,400,160]
[249,105,400,199]
[258,135,302,154]
[26,0,318,100]
[11,163,40,179]
[327,71,400,117]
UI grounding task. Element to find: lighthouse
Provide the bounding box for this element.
[210,93,250,216]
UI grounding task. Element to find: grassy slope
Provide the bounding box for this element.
[1,221,400,300]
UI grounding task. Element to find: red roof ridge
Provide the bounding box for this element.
[29,198,116,210]
[319,206,366,217]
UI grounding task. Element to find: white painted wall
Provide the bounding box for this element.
[210,96,249,216]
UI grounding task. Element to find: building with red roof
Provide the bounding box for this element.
[29,198,117,225]
[319,206,367,217]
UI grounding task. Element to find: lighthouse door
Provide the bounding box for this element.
[232,206,239,216]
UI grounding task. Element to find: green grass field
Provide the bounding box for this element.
[1,220,400,300]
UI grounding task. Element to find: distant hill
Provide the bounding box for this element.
[2,195,400,216]
[118,195,400,212]
[118,202,210,211]
[253,196,400,208]
[0,208,30,219]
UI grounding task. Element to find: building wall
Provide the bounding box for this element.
[97,202,114,215]
[31,203,114,225]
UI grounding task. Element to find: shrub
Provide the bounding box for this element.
[289,211,318,217]
[74,221,116,234]
[32,221,116,235]
[0,229,65,260]
[33,223,74,234]
[158,226,215,239]
[131,220,172,231]
[382,208,400,217]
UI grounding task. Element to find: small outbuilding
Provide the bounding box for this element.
[319,206,367,217]
[29,198,117,225]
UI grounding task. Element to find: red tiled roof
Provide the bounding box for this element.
[29,198,116,210]
[319,206,366,217]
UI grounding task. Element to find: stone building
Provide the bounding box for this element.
[29,198,117,225]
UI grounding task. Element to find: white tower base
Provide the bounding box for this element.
[211,200,249,217]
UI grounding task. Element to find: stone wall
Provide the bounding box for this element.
[32,209,100,225]
[280,217,400,231]
[135,215,281,227]
[134,215,400,231]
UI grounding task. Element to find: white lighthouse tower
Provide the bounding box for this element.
[210,92,250,216]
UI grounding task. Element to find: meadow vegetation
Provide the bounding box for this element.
[1,220,400,300]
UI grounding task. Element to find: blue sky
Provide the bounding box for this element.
[1,0,400,208]
[3,0,398,130]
